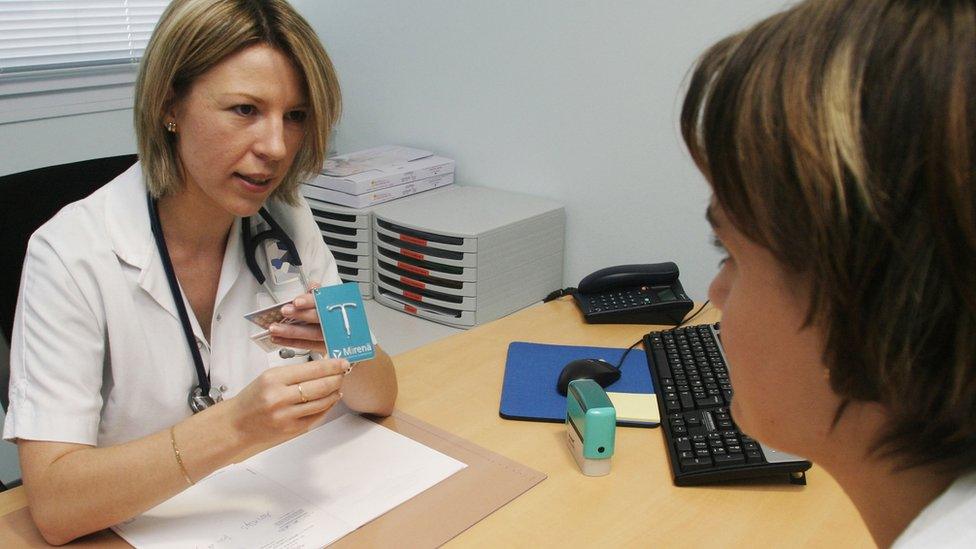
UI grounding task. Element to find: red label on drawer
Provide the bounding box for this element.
[404,304,417,314]
[400,276,426,290]
[400,248,423,260]
[399,234,427,246]
[397,261,430,277]
[404,290,423,302]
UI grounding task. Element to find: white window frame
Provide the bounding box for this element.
[0,66,139,124]
[0,2,167,125]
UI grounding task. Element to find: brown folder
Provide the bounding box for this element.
[0,412,546,547]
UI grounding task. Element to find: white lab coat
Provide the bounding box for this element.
[3,162,347,447]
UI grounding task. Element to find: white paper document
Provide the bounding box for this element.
[113,414,467,548]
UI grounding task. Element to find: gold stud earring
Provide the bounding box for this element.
[165,121,177,133]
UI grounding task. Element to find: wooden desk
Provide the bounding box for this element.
[394,298,872,547]
[0,298,873,547]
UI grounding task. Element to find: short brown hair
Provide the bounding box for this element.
[682,0,976,474]
[134,0,341,204]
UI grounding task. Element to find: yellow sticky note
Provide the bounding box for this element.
[606,392,660,425]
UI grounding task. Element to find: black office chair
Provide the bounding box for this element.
[0,154,137,491]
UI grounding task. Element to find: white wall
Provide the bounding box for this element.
[0,1,792,297]
[297,0,791,299]
[0,108,137,177]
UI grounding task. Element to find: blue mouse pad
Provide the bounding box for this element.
[499,341,658,428]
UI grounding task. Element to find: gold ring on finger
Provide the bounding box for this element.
[297,383,308,404]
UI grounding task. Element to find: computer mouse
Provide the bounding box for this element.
[556,358,622,396]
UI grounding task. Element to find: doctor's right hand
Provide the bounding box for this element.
[226,358,349,445]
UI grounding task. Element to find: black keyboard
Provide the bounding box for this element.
[643,323,812,486]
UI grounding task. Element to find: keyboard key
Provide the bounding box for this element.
[714,453,746,465]
[696,395,723,407]
[674,436,692,452]
[745,450,764,463]
[680,457,713,472]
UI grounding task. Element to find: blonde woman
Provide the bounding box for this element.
[683,0,975,546]
[3,0,396,543]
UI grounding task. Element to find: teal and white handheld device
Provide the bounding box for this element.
[566,379,616,476]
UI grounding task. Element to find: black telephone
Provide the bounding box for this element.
[572,262,693,325]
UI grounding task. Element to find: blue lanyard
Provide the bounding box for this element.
[147,193,217,413]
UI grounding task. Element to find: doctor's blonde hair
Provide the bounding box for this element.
[134,0,340,204]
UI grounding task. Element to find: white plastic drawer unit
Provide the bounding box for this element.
[375,286,476,325]
[302,194,375,299]
[333,251,371,270]
[374,219,476,253]
[315,220,370,243]
[374,232,476,268]
[374,244,477,282]
[337,264,372,284]
[323,235,370,256]
[369,185,565,328]
[374,274,477,310]
[309,205,371,229]
[374,257,477,297]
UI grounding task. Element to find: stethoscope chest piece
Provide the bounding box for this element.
[188,386,225,414]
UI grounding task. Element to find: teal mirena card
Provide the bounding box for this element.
[312,282,375,363]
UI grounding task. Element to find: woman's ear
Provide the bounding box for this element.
[163,88,179,125]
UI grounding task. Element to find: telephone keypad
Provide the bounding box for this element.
[586,287,655,312]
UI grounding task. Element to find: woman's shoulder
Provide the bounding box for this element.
[30,161,144,258]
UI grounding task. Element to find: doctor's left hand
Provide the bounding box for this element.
[269,283,327,354]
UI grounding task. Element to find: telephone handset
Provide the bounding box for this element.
[572,262,693,325]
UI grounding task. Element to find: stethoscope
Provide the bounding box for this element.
[147,193,310,413]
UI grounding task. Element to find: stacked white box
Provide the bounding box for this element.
[303,193,374,299]
[370,185,564,328]
[303,173,453,208]
[305,146,455,208]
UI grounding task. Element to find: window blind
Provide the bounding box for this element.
[0,1,169,77]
